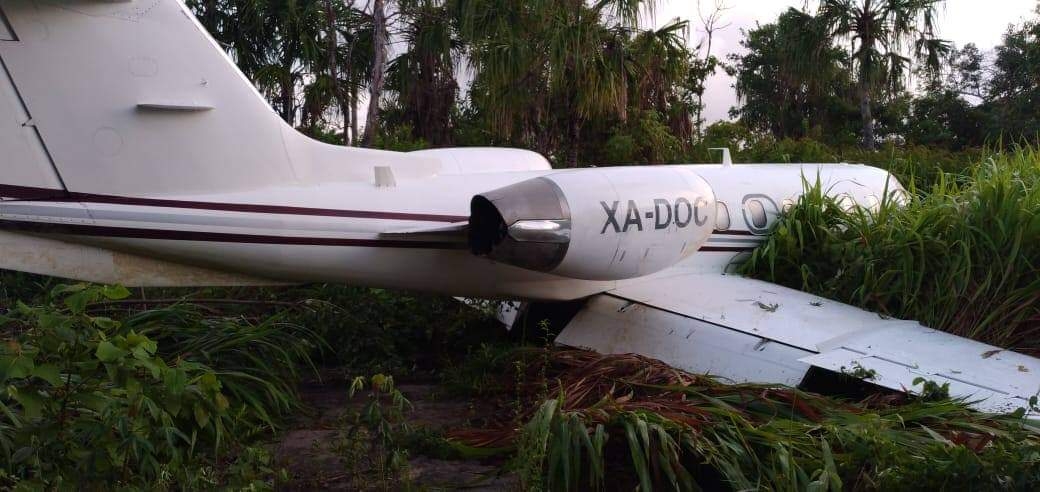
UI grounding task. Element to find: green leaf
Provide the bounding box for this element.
[36,312,67,331]
[101,285,132,300]
[31,364,63,386]
[214,392,230,412]
[50,283,88,297]
[164,368,188,397]
[11,388,45,419]
[194,404,211,428]
[95,340,127,362]
[1,356,34,380]
[64,289,97,314]
[91,316,121,330]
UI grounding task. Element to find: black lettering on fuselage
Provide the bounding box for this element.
[694,197,709,226]
[653,199,672,230]
[600,200,621,234]
[601,197,712,234]
[674,197,693,228]
[623,200,643,232]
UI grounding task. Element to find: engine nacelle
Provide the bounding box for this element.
[469,167,716,280]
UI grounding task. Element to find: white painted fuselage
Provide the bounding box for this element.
[0,162,895,300]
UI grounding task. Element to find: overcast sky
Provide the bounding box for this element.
[656,0,1039,123]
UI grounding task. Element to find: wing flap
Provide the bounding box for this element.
[801,325,1040,414]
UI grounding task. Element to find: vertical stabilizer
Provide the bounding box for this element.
[0,14,64,199]
[0,0,436,197]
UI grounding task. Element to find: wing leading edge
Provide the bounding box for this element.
[556,273,1040,414]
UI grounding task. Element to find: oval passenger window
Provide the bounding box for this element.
[746,200,767,229]
[715,202,730,230]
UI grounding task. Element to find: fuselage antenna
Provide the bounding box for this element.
[709,148,733,167]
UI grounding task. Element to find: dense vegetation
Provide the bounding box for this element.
[741,146,1040,355]
[1,0,1039,489]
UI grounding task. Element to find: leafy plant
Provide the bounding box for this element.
[337,374,415,491]
[0,284,306,488]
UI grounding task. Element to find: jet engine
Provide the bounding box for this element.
[469,167,716,280]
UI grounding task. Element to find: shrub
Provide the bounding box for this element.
[0,284,311,488]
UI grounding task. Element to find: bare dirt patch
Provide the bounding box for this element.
[274,374,514,490]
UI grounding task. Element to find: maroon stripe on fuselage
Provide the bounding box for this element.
[1,215,758,258]
[0,183,467,223]
[698,246,755,253]
[711,229,757,236]
[0,219,467,249]
[0,184,70,200]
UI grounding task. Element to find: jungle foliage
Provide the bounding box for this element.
[0,284,315,489]
[741,146,1040,355]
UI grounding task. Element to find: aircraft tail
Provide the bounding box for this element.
[0,0,433,198]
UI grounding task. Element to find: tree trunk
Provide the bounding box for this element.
[362,0,387,147]
[858,81,875,150]
[326,0,341,142]
[351,84,359,145]
[567,118,581,168]
[280,36,296,125]
[280,74,294,124]
[341,96,352,145]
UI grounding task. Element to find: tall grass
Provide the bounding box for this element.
[741,146,1040,353]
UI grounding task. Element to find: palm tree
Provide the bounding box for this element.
[626,20,694,143]
[819,0,949,149]
[457,0,660,166]
[386,0,463,146]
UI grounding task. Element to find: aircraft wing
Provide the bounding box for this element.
[556,272,1040,413]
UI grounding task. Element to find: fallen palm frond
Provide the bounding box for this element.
[450,348,1040,491]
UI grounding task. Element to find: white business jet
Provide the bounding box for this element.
[1,0,1037,413]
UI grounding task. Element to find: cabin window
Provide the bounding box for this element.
[716,202,730,230]
[745,199,768,229]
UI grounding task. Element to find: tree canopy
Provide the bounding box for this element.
[187,0,1039,164]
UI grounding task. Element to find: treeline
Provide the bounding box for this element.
[731,4,1040,152]
[187,0,715,167]
[188,0,1040,167]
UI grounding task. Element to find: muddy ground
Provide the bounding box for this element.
[273,374,516,491]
